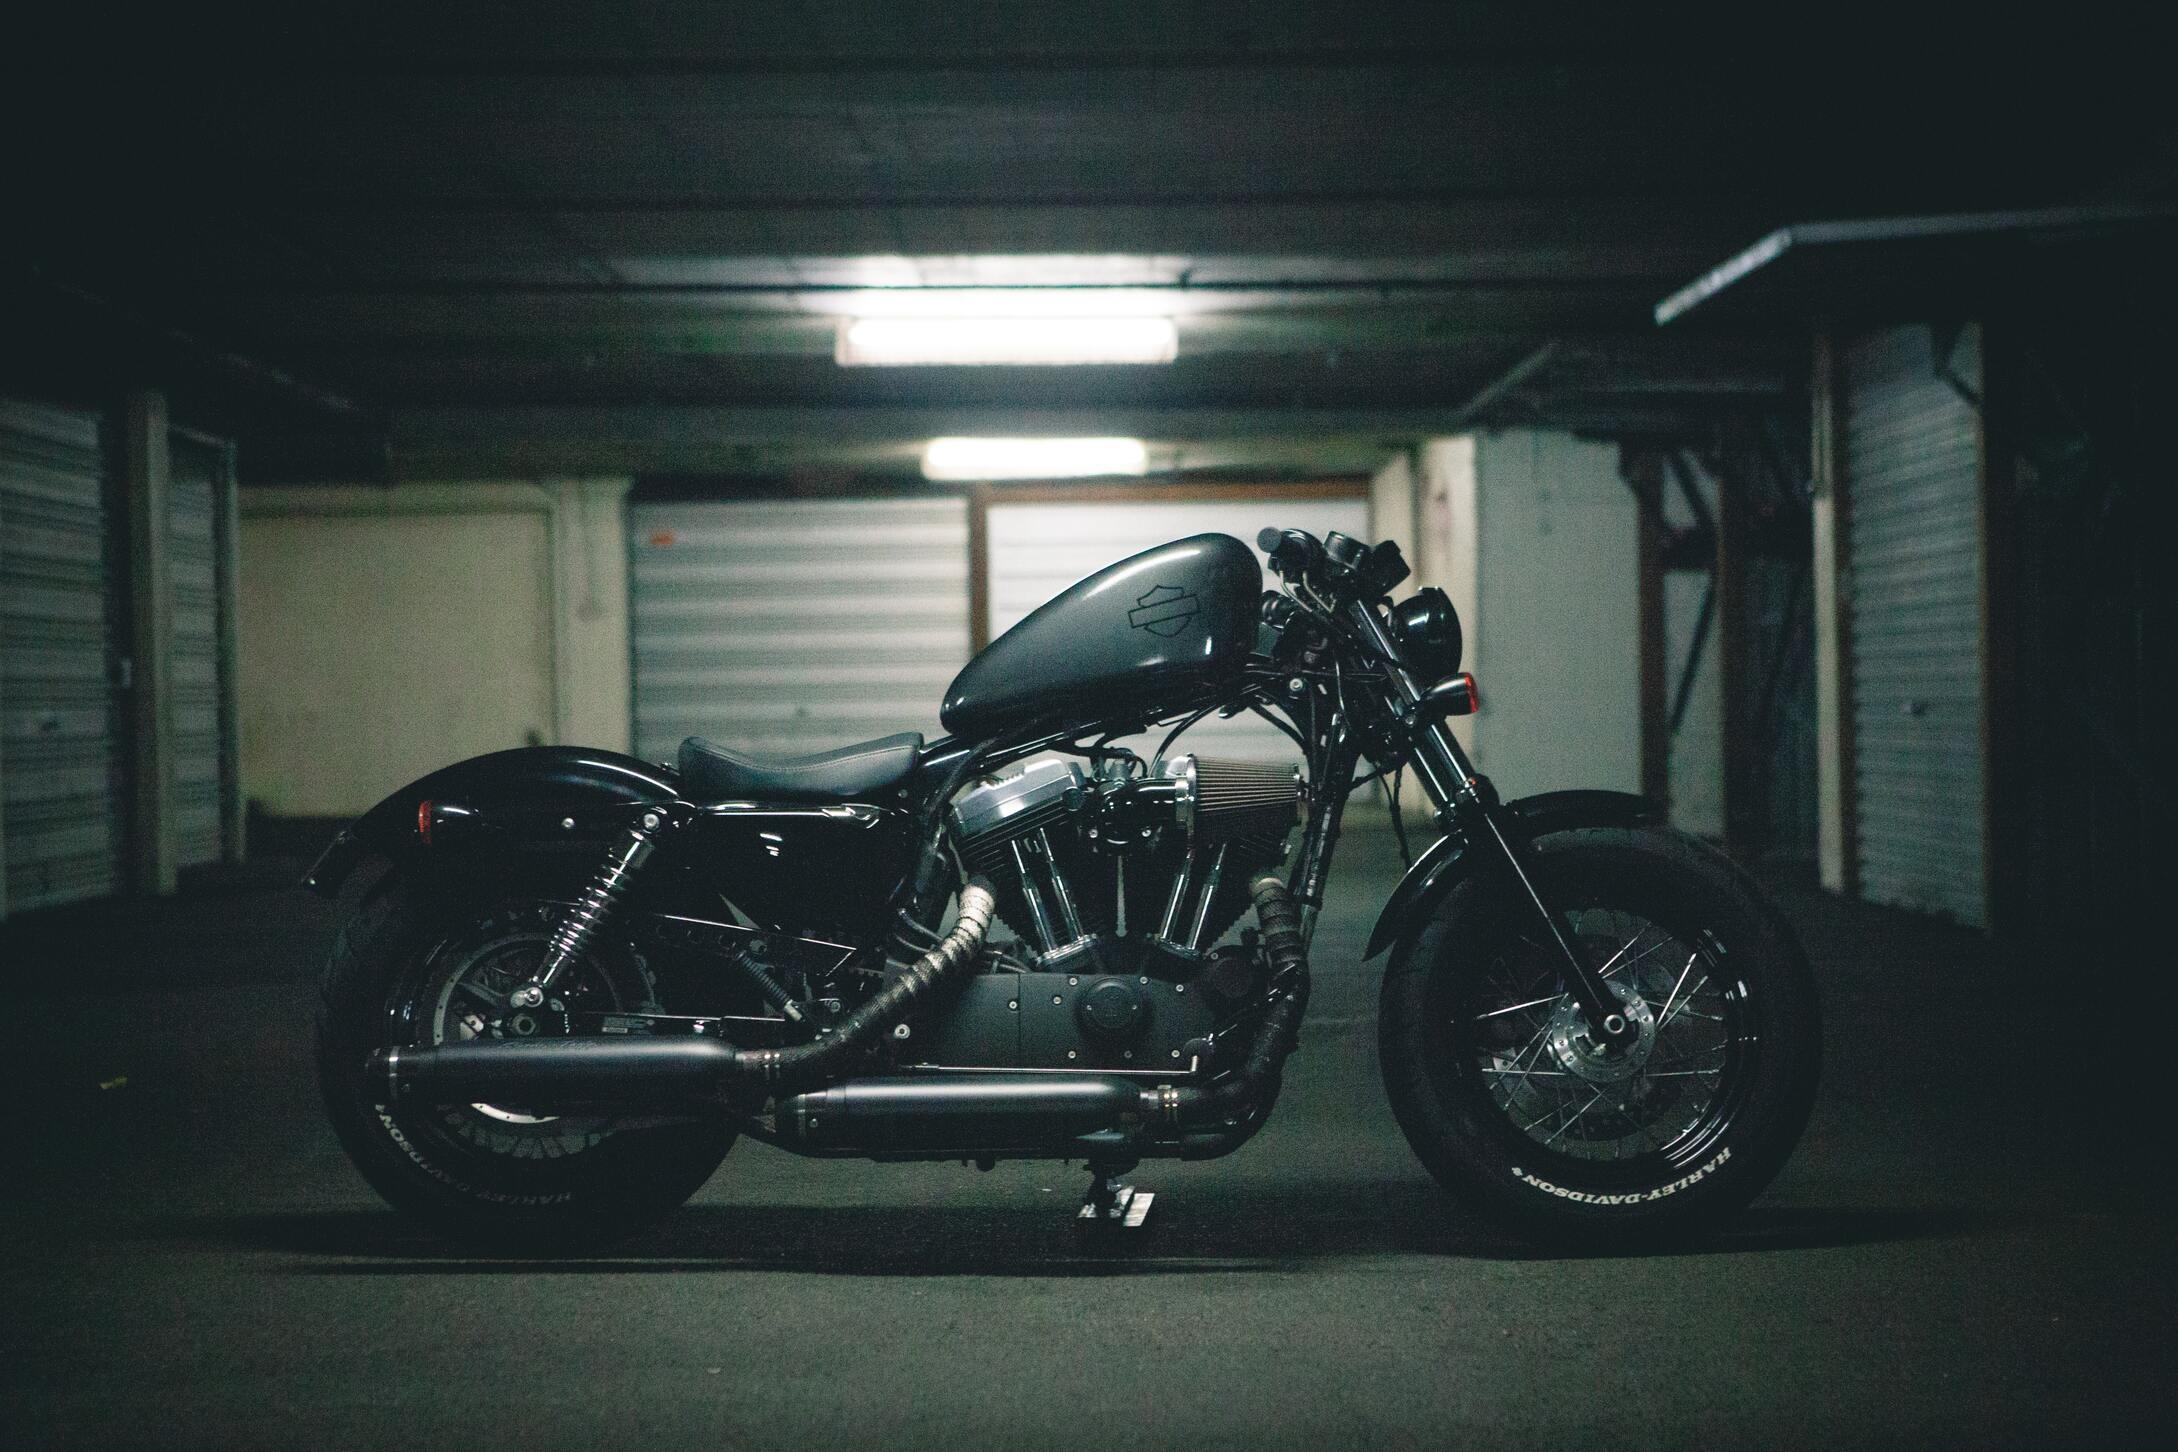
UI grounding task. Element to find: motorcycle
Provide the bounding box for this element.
[308,526,1819,1249]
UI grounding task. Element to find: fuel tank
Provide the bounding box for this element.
[941,533,1261,740]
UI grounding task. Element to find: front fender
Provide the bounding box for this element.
[1362,789,1658,959]
[303,746,681,897]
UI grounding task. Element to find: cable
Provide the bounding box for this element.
[1154,705,1215,763]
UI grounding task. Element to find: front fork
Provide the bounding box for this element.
[1343,603,1637,1047]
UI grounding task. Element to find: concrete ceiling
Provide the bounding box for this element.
[6,3,2174,481]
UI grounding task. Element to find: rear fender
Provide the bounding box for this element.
[1362,789,1658,959]
[303,746,681,897]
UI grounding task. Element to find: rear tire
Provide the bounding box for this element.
[315,875,734,1253]
[1379,826,1819,1247]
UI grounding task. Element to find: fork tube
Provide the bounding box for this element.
[1343,599,1633,1044]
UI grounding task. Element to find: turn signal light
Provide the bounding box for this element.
[1422,673,1480,718]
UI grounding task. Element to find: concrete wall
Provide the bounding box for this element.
[238,479,630,818]
[1425,431,1641,800]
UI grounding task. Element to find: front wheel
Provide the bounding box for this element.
[1379,826,1820,1246]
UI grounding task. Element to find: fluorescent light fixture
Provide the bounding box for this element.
[922,437,1149,481]
[838,315,1177,367]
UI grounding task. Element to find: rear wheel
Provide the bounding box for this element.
[316,877,734,1252]
[1379,826,1819,1246]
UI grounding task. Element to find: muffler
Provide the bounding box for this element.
[778,1074,1144,1156]
[374,1036,736,1111]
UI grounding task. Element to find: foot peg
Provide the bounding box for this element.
[1077,1164,1154,1230]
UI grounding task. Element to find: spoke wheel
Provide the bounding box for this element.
[397,906,638,1165]
[1454,907,1754,1180]
[1378,826,1819,1246]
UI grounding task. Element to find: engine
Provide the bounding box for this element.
[948,753,1302,977]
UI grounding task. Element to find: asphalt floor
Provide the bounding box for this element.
[2,825,2171,1450]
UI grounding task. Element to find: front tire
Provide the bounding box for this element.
[316,875,735,1252]
[1379,826,1819,1247]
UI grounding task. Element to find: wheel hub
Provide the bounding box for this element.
[1545,981,1656,1085]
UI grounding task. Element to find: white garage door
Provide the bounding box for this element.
[1842,324,1986,926]
[630,497,971,764]
[987,496,1368,764]
[0,400,125,913]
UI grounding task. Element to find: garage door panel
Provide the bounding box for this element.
[1,401,124,912]
[631,497,970,766]
[1842,324,1986,926]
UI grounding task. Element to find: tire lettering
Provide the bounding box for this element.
[374,1105,575,1207]
[1508,1146,1731,1205]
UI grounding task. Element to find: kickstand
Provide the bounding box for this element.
[1076,1160,1153,1231]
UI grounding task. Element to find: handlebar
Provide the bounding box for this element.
[1258,526,1410,597]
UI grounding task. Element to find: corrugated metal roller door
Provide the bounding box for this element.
[167,435,231,867]
[1842,325,1986,926]
[0,400,124,912]
[987,498,1368,763]
[631,497,971,765]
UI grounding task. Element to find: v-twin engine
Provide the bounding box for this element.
[948,753,1302,971]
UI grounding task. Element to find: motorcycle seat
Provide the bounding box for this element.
[677,732,924,804]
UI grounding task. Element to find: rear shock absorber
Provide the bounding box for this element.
[515,809,669,1005]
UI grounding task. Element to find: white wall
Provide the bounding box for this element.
[238,479,630,817]
[1368,450,1417,564]
[1429,430,1641,800]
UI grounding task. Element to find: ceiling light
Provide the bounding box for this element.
[838,316,1177,367]
[921,437,1149,481]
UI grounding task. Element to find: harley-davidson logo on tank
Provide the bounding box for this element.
[1128,583,1200,637]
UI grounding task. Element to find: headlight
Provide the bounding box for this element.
[1389,588,1463,682]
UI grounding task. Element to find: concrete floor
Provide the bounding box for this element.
[2,826,2171,1450]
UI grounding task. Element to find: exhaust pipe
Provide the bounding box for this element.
[370,874,1312,1160]
[1150,874,1312,1157]
[372,881,999,1107]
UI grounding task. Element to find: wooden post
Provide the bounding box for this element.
[1810,325,1858,895]
[126,391,178,896]
[1715,448,1761,861]
[1973,322,2015,939]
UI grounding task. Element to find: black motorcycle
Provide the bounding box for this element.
[309,527,1819,1249]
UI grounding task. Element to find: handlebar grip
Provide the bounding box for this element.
[1259,527,1324,580]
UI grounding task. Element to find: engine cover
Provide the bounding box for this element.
[904,968,1224,1073]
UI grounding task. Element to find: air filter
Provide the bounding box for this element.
[1159,755,1302,844]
